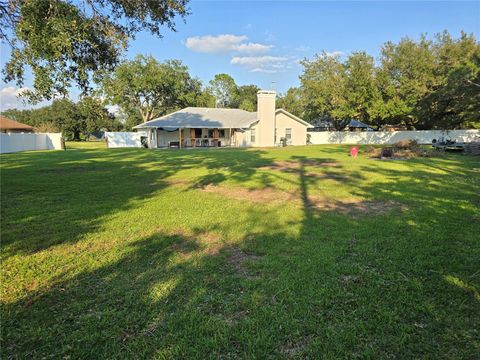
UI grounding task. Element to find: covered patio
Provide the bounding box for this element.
[146,127,239,148]
[134,107,257,149]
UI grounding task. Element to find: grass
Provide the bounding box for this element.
[65,140,107,150]
[1,144,479,358]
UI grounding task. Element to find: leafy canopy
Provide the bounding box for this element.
[1,0,190,102]
[1,97,122,139]
[208,73,239,108]
[101,55,208,126]
[297,31,479,129]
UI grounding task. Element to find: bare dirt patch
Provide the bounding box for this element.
[280,336,311,358]
[199,184,405,216]
[307,196,406,216]
[339,275,360,283]
[304,172,349,181]
[227,247,262,276]
[200,183,297,203]
[165,178,191,186]
[259,160,347,181]
[161,227,224,260]
[166,178,405,217]
[259,160,338,172]
[224,310,250,326]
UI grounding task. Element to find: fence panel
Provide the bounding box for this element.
[0,133,63,153]
[309,130,480,145]
[105,132,144,148]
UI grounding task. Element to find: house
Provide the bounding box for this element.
[307,119,336,132]
[344,119,374,132]
[307,119,376,133]
[0,116,34,133]
[133,91,313,148]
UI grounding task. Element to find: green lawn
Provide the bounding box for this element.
[1,144,479,358]
[65,140,108,150]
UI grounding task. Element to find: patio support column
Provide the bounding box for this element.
[190,128,196,148]
[179,128,182,149]
[214,128,219,147]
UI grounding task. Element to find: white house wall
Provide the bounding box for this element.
[236,126,256,147]
[275,112,308,146]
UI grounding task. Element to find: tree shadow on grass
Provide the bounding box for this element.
[1,147,479,358]
[0,148,274,258]
[1,230,220,358]
[290,154,479,357]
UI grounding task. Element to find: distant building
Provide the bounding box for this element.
[308,119,374,132]
[307,120,336,132]
[0,116,34,133]
[344,119,374,132]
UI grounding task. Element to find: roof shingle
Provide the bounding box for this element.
[133,107,258,129]
[0,116,34,131]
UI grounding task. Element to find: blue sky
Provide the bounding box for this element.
[1,1,479,110]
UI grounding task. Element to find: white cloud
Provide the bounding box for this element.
[0,86,55,111]
[185,34,271,54]
[325,51,344,57]
[235,43,272,53]
[231,56,289,73]
[231,55,288,67]
[1,86,29,97]
[249,68,278,74]
[231,55,291,74]
[0,86,30,110]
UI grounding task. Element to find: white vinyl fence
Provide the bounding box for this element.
[309,130,480,145]
[0,133,63,154]
[105,132,145,148]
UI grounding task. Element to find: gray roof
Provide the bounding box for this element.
[348,119,373,129]
[133,107,258,129]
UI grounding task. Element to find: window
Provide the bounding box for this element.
[219,129,225,138]
[285,128,292,141]
[275,128,278,143]
[250,128,256,143]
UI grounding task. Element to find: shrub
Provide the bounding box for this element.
[35,121,60,133]
[393,139,418,150]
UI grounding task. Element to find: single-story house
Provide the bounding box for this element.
[307,119,375,132]
[133,91,313,148]
[307,120,336,132]
[0,116,34,133]
[344,119,374,132]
